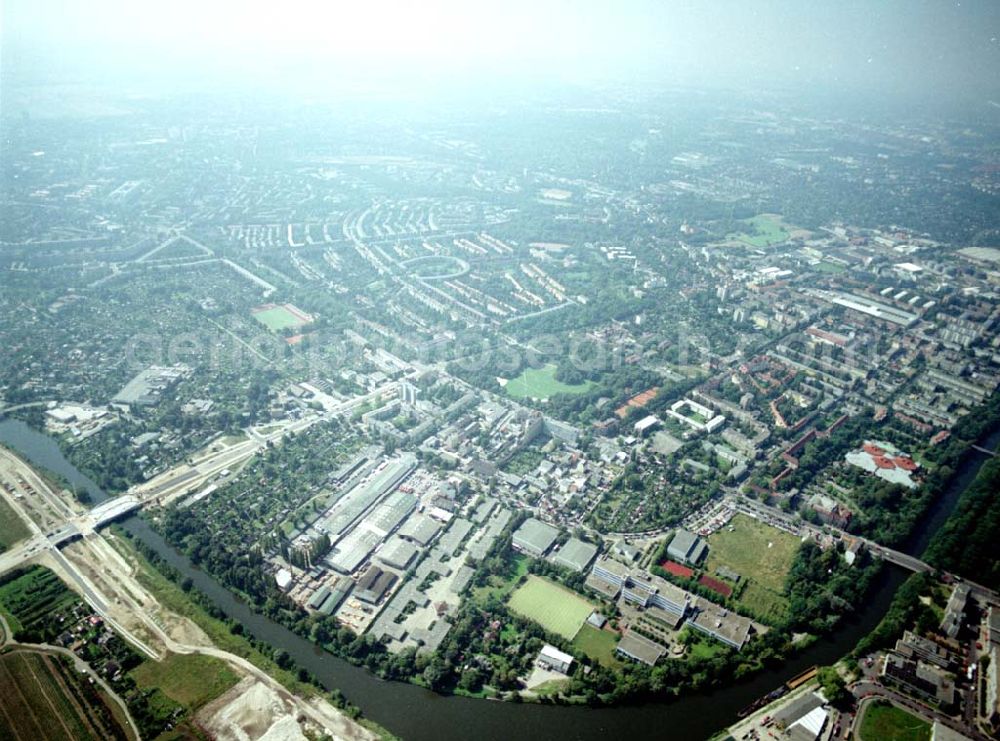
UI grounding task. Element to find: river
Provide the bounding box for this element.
[1,418,997,740]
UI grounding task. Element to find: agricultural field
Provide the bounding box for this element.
[0,498,30,552]
[706,515,801,623]
[503,364,594,400]
[0,651,128,741]
[570,624,621,668]
[0,566,80,640]
[859,701,930,741]
[129,653,238,712]
[250,303,313,331]
[507,575,596,640]
[728,214,790,248]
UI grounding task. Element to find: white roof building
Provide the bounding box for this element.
[788,706,828,740]
[538,644,574,674]
[634,415,660,434]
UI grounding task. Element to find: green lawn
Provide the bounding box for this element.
[504,364,594,400]
[707,515,800,592]
[251,304,310,331]
[130,653,238,711]
[531,678,571,697]
[571,624,621,668]
[706,515,800,624]
[0,498,31,552]
[503,448,545,476]
[859,701,930,741]
[687,632,727,660]
[729,215,790,248]
[738,581,789,624]
[507,575,596,640]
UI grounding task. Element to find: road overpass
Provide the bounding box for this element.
[87,494,141,526]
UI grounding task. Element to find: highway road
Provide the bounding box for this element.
[0,535,47,574]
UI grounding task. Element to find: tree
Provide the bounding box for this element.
[422,660,447,691]
[817,666,850,708]
[273,648,292,670]
[459,667,483,693]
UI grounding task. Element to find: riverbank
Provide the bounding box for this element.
[1,416,997,741]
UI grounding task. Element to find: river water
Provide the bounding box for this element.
[1,418,997,740]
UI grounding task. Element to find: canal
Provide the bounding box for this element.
[1,418,997,740]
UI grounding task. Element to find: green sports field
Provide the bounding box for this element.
[504,364,594,400]
[251,304,312,331]
[507,575,596,640]
[729,215,790,248]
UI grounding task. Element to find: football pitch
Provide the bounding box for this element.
[251,303,312,331]
[507,575,596,640]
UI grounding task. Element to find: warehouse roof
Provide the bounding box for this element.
[667,529,707,565]
[355,566,397,604]
[512,517,559,556]
[550,538,599,572]
[377,538,419,570]
[398,513,442,546]
[326,529,380,574]
[616,631,666,666]
[364,490,418,537]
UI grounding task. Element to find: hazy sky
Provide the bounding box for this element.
[3,0,999,103]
